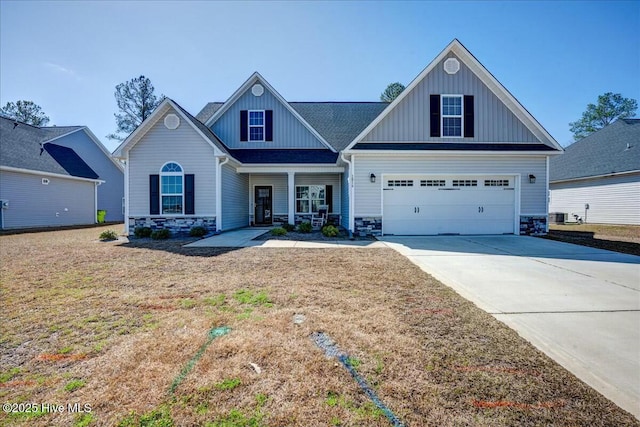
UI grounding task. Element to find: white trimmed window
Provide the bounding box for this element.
[160,162,183,214]
[442,95,463,137]
[249,110,265,141]
[296,185,325,213]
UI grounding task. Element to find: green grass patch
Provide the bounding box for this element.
[214,378,241,391]
[75,413,94,427]
[179,298,197,309]
[205,394,267,427]
[64,379,86,392]
[117,404,174,427]
[59,346,74,354]
[233,289,272,307]
[0,367,20,383]
[203,294,226,307]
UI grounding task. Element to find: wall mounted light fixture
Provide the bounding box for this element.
[529,174,536,184]
[370,173,376,183]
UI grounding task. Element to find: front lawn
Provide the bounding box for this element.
[0,226,637,426]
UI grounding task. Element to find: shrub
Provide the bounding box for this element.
[134,227,152,238]
[99,229,118,241]
[271,227,287,236]
[281,223,296,232]
[321,225,339,237]
[297,221,313,233]
[189,226,207,237]
[151,229,171,240]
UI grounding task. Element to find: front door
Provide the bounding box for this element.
[254,186,273,225]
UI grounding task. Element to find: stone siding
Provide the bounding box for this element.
[129,216,216,236]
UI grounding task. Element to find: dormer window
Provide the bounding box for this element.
[249,110,265,141]
[442,95,463,137]
[240,110,274,142]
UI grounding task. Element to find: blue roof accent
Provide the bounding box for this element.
[227,149,339,164]
[44,143,99,179]
[351,142,559,151]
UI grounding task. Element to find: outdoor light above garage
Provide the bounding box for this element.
[529,174,536,184]
[370,173,376,183]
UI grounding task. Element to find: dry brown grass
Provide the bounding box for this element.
[1,226,638,426]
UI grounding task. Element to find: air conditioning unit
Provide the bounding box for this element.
[549,212,567,224]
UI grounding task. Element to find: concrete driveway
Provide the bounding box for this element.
[380,235,640,419]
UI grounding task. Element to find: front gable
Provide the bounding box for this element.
[207,73,333,151]
[349,40,561,151]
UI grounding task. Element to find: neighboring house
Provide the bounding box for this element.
[0,116,124,229]
[114,39,562,237]
[549,119,640,225]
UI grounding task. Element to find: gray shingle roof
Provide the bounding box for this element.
[290,102,388,151]
[0,116,96,179]
[170,100,229,154]
[196,101,388,152]
[549,119,640,182]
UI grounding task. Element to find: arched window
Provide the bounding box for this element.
[160,162,183,214]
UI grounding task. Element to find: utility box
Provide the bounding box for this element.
[549,212,567,224]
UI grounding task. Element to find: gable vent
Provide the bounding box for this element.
[251,84,264,97]
[164,114,180,130]
[444,58,460,75]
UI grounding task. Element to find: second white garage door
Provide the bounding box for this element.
[383,175,517,235]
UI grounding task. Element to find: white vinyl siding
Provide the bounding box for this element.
[362,53,539,143]
[221,163,249,230]
[354,154,547,216]
[549,173,640,225]
[128,109,217,216]
[0,170,95,229]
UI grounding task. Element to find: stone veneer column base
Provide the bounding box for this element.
[354,216,382,236]
[129,217,216,237]
[519,215,547,236]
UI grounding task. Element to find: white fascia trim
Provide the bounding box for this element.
[43,127,125,172]
[0,166,104,183]
[236,165,344,174]
[204,72,336,152]
[550,169,640,184]
[345,150,559,157]
[343,39,563,152]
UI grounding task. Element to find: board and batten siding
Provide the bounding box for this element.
[53,130,124,222]
[549,173,640,225]
[212,86,326,150]
[363,53,538,144]
[128,109,217,216]
[353,155,547,216]
[0,170,95,229]
[221,163,249,230]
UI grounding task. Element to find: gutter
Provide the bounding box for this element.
[340,153,354,237]
[215,156,230,232]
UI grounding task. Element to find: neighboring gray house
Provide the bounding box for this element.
[114,39,563,236]
[0,116,124,229]
[549,119,640,225]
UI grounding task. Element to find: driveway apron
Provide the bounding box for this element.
[380,235,640,419]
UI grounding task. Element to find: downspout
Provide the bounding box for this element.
[215,156,229,233]
[340,153,354,238]
[124,155,130,235]
[545,156,550,233]
[94,181,99,224]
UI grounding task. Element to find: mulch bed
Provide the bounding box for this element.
[543,230,640,256]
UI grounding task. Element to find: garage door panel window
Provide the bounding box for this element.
[484,179,510,187]
[296,185,325,213]
[421,180,446,187]
[388,180,414,187]
[452,179,477,187]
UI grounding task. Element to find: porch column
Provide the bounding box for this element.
[288,171,295,225]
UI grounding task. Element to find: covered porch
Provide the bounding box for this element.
[235,165,344,228]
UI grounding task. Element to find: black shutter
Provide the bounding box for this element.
[240,110,248,141]
[185,174,195,215]
[326,185,333,213]
[464,95,474,138]
[149,174,160,215]
[265,110,273,141]
[430,95,441,137]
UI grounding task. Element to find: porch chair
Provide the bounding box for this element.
[311,205,329,229]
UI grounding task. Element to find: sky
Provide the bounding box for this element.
[1,1,638,152]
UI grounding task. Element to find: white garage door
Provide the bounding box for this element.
[383,175,516,235]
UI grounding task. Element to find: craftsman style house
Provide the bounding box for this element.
[113,39,562,236]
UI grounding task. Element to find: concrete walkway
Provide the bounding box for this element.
[379,235,640,419]
[184,228,387,248]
